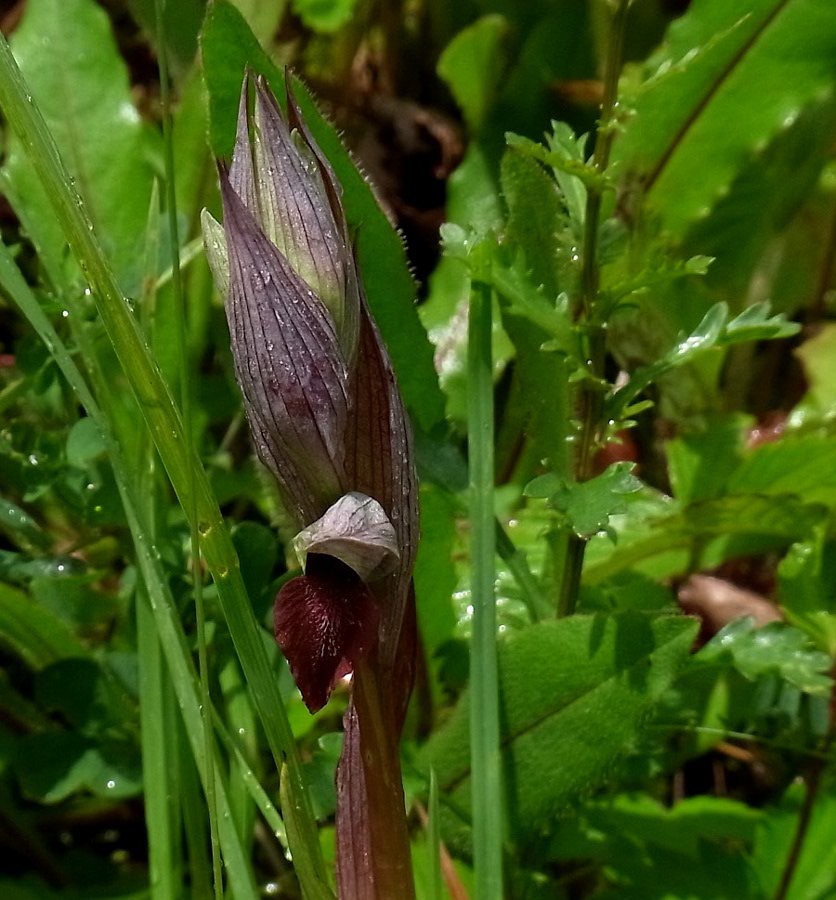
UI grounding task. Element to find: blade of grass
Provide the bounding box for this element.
[428,767,442,900]
[137,589,182,900]
[467,271,504,897]
[0,35,330,895]
[154,2,223,894]
[495,520,550,622]
[219,651,258,853]
[213,707,287,849]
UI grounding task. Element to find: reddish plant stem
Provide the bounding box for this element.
[336,659,415,899]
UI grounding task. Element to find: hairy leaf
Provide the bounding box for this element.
[616,0,836,240]
[422,614,697,847]
[3,0,157,293]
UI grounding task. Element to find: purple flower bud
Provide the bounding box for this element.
[202,75,418,713]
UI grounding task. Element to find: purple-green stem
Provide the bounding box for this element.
[350,661,416,898]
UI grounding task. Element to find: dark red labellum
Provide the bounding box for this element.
[274,553,380,712]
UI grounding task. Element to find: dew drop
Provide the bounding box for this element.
[106,779,116,790]
[197,521,212,536]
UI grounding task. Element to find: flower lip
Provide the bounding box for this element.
[274,553,380,712]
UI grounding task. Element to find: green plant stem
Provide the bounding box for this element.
[468,276,504,898]
[154,3,223,894]
[559,0,631,617]
[774,727,835,900]
[496,520,550,622]
[0,35,330,895]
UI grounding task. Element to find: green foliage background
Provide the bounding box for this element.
[1,0,836,898]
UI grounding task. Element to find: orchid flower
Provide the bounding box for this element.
[202,74,419,897]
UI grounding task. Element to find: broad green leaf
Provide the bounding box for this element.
[496,145,577,479]
[65,417,106,468]
[35,658,137,736]
[413,485,457,658]
[585,493,826,585]
[665,415,749,504]
[790,323,836,429]
[437,15,510,133]
[579,571,676,615]
[291,0,357,34]
[12,732,142,802]
[0,496,48,550]
[3,0,158,294]
[231,520,278,619]
[423,614,698,846]
[30,574,119,635]
[595,842,751,900]
[500,147,565,298]
[698,619,833,695]
[615,0,836,240]
[125,0,207,70]
[0,582,87,669]
[777,532,836,656]
[728,433,836,508]
[751,783,836,899]
[562,793,762,862]
[199,0,444,430]
[526,462,643,540]
[683,97,836,292]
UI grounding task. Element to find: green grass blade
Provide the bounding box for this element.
[154,1,222,893]
[428,767,442,900]
[137,590,182,900]
[467,275,504,897]
[0,34,329,893]
[137,175,182,900]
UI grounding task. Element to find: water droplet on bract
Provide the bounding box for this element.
[28,454,39,466]
[197,521,211,536]
[83,287,92,297]
[238,727,246,736]
[62,309,70,318]
[106,779,116,790]
[217,565,229,579]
